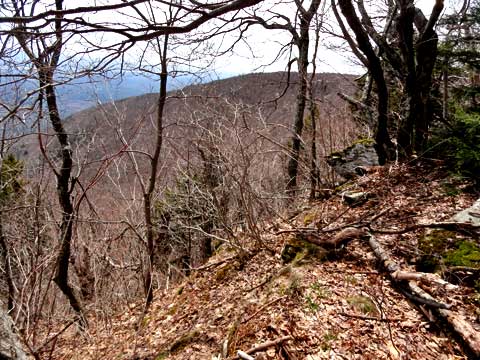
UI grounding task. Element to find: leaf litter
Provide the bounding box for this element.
[48,163,478,359]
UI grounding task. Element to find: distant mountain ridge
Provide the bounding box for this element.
[16,72,358,205]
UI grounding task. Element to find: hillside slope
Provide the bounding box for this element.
[50,162,480,360]
[15,71,358,221]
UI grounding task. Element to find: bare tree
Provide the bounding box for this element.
[246,0,323,190]
[7,0,87,325]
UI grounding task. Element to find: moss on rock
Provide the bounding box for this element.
[444,240,480,267]
[417,229,480,272]
[281,237,327,264]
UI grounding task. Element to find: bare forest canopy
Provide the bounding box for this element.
[1,1,480,359]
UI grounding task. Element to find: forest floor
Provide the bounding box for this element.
[49,162,479,359]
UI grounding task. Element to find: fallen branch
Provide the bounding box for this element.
[301,227,369,249]
[191,255,238,272]
[367,233,480,357]
[399,285,452,309]
[370,222,480,235]
[229,336,293,359]
[391,270,458,291]
[275,208,390,237]
[237,351,254,360]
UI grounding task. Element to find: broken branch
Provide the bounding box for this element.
[229,336,293,359]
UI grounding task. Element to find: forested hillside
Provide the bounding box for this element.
[0,1,480,359]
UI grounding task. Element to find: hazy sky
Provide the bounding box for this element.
[210,0,461,76]
[54,0,463,79]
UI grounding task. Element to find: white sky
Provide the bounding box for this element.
[8,0,462,79]
[210,0,463,76]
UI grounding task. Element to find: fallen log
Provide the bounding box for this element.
[367,233,480,357]
[301,227,368,249]
[370,222,480,235]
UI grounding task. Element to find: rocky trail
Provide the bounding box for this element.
[48,162,480,360]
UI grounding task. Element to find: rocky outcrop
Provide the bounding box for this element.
[0,304,30,360]
[451,198,480,226]
[327,141,379,180]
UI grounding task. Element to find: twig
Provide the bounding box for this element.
[338,312,403,322]
[275,207,391,236]
[34,319,77,354]
[328,269,379,275]
[229,336,293,359]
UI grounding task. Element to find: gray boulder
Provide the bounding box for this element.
[451,198,480,226]
[327,142,379,180]
[0,304,30,360]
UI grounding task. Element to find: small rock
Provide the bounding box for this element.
[342,191,369,206]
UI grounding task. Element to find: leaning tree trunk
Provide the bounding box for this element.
[14,0,87,327]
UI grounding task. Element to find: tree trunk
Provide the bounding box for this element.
[309,86,319,200]
[43,76,86,326]
[414,18,440,153]
[144,36,168,308]
[396,1,417,156]
[338,0,394,164]
[397,1,443,155]
[286,44,308,190]
[286,0,322,191]
[0,214,14,313]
